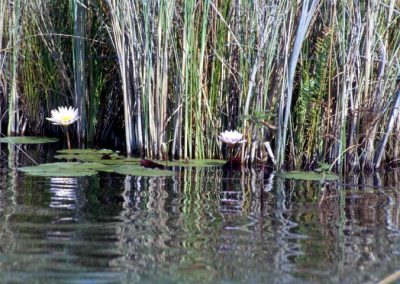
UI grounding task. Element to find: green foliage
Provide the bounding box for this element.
[57,148,114,154]
[242,111,275,139]
[19,162,103,177]
[0,136,59,144]
[19,160,175,177]
[293,29,333,168]
[100,164,175,177]
[2,1,400,171]
[55,148,137,165]
[277,171,339,181]
[156,159,226,167]
[314,162,332,172]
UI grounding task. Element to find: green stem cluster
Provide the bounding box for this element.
[0,0,399,172]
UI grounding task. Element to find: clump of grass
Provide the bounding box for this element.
[1,0,400,173]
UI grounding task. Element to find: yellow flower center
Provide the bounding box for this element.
[60,114,73,124]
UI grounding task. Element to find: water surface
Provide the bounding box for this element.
[0,144,399,283]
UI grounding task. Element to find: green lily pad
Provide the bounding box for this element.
[157,159,226,167]
[54,153,127,163]
[314,163,332,172]
[57,149,114,155]
[54,148,223,172]
[18,162,105,177]
[0,136,59,144]
[100,164,175,177]
[55,149,224,168]
[277,171,339,181]
[54,149,139,165]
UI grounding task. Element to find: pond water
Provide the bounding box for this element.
[1,144,400,283]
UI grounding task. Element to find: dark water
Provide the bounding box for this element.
[1,144,400,283]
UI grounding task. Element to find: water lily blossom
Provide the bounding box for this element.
[46,106,80,126]
[218,130,245,146]
[47,106,79,149]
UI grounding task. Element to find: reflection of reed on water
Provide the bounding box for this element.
[340,173,400,231]
[313,173,400,283]
[2,152,400,283]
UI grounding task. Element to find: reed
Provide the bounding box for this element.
[7,0,21,136]
[0,1,7,100]
[0,1,8,136]
[72,0,87,146]
[1,0,400,172]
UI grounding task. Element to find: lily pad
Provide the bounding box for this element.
[57,149,114,155]
[54,153,130,164]
[55,149,224,168]
[277,171,339,181]
[157,159,226,167]
[54,149,138,165]
[99,164,175,177]
[314,163,332,172]
[0,136,59,144]
[18,162,105,177]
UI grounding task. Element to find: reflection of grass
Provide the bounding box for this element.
[181,168,223,243]
[274,178,340,283]
[277,171,339,181]
[21,176,52,206]
[83,177,125,219]
[175,260,217,283]
[10,161,400,283]
[176,167,224,282]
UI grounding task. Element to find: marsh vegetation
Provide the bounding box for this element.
[1,0,399,172]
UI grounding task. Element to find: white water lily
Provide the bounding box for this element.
[46,106,80,126]
[47,106,79,149]
[218,130,245,146]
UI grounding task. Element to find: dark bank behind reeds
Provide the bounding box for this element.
[0,0,399,172]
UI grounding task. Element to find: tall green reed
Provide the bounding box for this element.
[7,0,21,136]
[0,1,9,136]
[72,0,87,146]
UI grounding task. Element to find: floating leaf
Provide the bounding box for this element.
[55,153,120,161]
[18,162,105,177]
[314,163,332,172]
[99,164,175,177]
[54,149,223,170]
[277,171,339,181]
[157,159,226,167]
[0,136,59,144]
[57,148,114,155]
[54,149,138,165]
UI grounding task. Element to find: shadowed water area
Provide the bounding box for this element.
[0,144,400,283]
